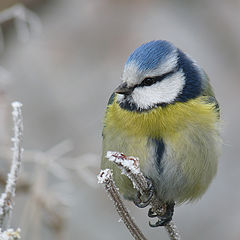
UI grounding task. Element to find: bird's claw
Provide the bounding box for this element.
[133,177,153,208]
[148,202,175,227]
[148,208,158,218]
[149,218,171,227]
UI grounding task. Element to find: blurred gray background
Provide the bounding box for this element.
[0,0,239,239]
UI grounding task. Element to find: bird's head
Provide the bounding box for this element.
[115,40,205,111]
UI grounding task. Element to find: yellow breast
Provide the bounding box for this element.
[104,95,219,140]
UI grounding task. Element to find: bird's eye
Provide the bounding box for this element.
[140,77,156,87]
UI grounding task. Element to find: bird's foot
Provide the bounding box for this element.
[133,177,154,208]
[149,202,175,227]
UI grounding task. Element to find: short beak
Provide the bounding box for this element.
[114,82,133,95]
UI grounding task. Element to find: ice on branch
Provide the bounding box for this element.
[106,151,140,175]
[97,169,112,184]
[0,228,21,240]
[0,102,23,229]
[106,151,149,193]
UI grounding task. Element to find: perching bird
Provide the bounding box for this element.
[101,40,221,227]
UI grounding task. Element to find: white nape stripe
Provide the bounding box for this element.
[131,70,185,110]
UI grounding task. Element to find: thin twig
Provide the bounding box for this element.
[0,102,23,229]
[106,151,181,240]
[98,169,147,240]
[164,221,181,240]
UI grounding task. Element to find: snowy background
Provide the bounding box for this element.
[0,0,239,239]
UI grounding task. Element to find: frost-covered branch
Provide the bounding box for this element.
[97,169,147,240]
[0,136,98,237]
[105,151,181,240]
[0,102,23,229]
[0,228,21,240]
[106,152,149,194]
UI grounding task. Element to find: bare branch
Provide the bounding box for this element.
[98,169,148,240]
[0,102,23,229]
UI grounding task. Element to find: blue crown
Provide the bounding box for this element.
[125,40,176,71]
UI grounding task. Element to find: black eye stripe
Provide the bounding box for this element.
[138,68,178,88]
[139,78,156,87]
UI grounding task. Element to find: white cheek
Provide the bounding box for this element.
[131,70,185,109]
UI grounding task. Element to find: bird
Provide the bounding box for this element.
[101,40,221,227]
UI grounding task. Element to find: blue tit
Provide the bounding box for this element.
[101,40,221,226]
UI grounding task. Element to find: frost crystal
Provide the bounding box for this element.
[106,151,140,174]
[0,228,21,240]
[11,102,22,109]
[97,169,112,184]
[0,102,23,228]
